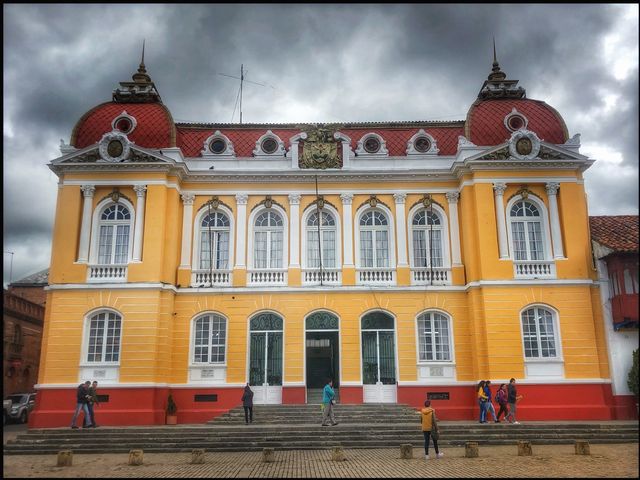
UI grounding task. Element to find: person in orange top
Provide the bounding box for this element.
[420,400,444,460]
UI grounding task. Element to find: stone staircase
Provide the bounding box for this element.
[4,404,638,455]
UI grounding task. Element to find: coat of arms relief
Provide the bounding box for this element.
[299,125,342,169]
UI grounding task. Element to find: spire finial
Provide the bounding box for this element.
[493,37,497,64]
[488,37,506,81]
[132,40,151,83]
[141,39,145,67]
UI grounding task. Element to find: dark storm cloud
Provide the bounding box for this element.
[3,4,638,283]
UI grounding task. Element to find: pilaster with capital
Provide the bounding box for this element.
[493,183,509,259]
[234,194,249,268]
[132,185,147,262]
[545,182,564,258]
[179,193,196,268]
[77,185,96,263]
[446,191,462,266]
[340,194,354,266]
[393,193,408,267]
[288,193,302,267]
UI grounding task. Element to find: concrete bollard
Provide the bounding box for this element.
[262,448,275,463]
[517,441,533,456]
[574,440,590,455]
[331,446,346,461]
[465,442,479,458]
[56,450,73,467]
[400,443,413,459]
[128,449,144,466]
[191,448,206,464]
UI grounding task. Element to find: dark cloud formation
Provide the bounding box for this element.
[3,4,638,283]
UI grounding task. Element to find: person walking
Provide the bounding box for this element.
[241,383,254,425]
[476,380,488,423]
[483,380,498,423]
[420,400,444,460]
[321,378,338,426]
[70,381,93,429]
[82,381,100,428]
[505,377,522,424]
[495,383,509,422]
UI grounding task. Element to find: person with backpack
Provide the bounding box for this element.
[476,380,488,423]
[495,383,509,422]
[483,380,498,423]
[420,400,444,460]
[241,383,254,425]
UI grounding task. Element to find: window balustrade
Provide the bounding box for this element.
[411,267,451,285]
[356,267,396,285]
[302,268,342,286]
[191,269,232,287]
[513,260,556,279]
[88,264,128,283]
[247,268,288,286]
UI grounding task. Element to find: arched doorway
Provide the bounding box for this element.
[248,312,283,404]
[361,311,397,403]
[305,311,340,404]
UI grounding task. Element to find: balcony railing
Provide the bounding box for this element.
[191,270,232,287]
[302,268,342,286]
[513,260,556,279]
[247,269,288,286]
[411,267,451,285]
[356,268,396,285]
[88,264,127,283]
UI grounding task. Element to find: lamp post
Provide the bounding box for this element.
[4,251,14,286]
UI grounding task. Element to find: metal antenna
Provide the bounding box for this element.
[218,65,275,123]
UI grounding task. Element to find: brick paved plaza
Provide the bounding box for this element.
[3,443,638,478]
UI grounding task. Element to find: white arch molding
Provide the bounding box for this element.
[413,308,457,383]
[188,311,229,383]
[79,307,124,384]
[518,303,565,379]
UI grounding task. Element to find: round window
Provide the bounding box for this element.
[115,117,133,133]
[107,140,124,158]
[414,136,431,153]
[261,137,278,154]
[508,115,525,131]
[210,139,226,154]
[364,136,381,153]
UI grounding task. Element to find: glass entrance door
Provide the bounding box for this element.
[305,312,340,404]
[361,312,397,403]
[248,313,283,404]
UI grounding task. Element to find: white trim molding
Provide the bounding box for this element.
[201,131,236,159]
[253,130,286,158]
[406,129,439,156]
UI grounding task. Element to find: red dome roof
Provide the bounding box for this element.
[71,102,176,149]
[465,98,568,146]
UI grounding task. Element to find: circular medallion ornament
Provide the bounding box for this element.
[98,131,131,162]
[508,129,540,161]
[414,136,431,153]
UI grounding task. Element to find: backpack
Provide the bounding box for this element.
[495,389,504,403]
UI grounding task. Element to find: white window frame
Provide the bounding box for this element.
[79,308,123,384]
[519,304,564,379]
[89,197,135,266]
[407,203,451,269]
[247,204,289,271]
[192,204,235,272]
[505,194,553,262]
[188,311,229,383]
[414,309,457,382]
[300,204,342,270]
[354,204,396,270]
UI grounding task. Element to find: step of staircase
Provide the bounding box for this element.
[5,404,638,455]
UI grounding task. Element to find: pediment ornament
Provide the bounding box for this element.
[300,125,342,169]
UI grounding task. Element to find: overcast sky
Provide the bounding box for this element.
[3,4,638,285]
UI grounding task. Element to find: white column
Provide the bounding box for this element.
[340,194,354,266]
[77,185,95,263]
[234,194,249,268]
[546,182,565,259]
[446,191,462,266]
[493,182,509,259]
[132,185,147,262]
[393,193,408,267]
[179,193,195,268]
[288,193,301,267]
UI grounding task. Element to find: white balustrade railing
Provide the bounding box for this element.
[247,269,288,286]
[191,270,232,287]
[514,260,556,279]
[87,264,127,283]
[356,268,396,285]
[302,268,342,286]
[411,267,451,285]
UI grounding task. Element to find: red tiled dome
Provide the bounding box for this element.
[71,102,176,149]
[465,98,569,146]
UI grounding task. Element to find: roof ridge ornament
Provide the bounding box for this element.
[112,40,162,103]
[478,39,526,100]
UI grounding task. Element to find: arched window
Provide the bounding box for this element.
[97,203,132,265]
[411,209,444,268]
[86,310,122,363]
[509,200,546,261]
[416,311,452,361]
[192,313,227,364]
[359,209,390,268]
[521,306,559,359]
[306,210,337,269]
[199,211,230,270]
[254,210,284,269]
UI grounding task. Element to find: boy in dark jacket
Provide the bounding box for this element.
[241,383,254,425]
[70,381,93,429]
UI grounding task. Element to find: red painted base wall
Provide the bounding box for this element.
[29,382,628,428]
